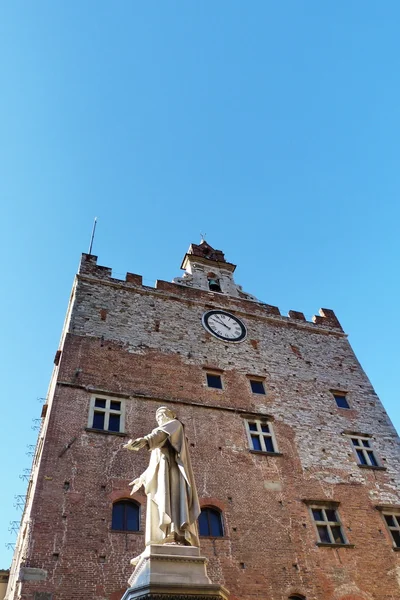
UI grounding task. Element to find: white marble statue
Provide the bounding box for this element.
[123,407,200,547]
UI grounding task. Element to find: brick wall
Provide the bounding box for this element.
[9,253,400,600]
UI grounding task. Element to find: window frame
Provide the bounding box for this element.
[198,506,225,538]
[348,434,381,468]
[381,512,400,549]
[308,504,349,546]
[111,499,141,533]
[88,394,125,434]
[245,418,279,454]
[248,377,266,395]
[206,372,223,390]
[332,391,350,409]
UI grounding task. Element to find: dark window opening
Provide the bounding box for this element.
[112,501,140,532]
[108,413,120,432]
[198,507,224,537]
[207,373,222,389]
[95,398,107,408]
[93,412,105,430]
[334,394,349,409]
[250,380,265,395]
[251,435,262,451]
[264,437,274,452]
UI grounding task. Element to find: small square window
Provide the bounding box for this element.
[310,505,347,545]
[206,373,223,389]
[249,380,265,395]
[333,394,350,409]
[383,513,400,548]
[88,396,125,434]
[245,419,278,454]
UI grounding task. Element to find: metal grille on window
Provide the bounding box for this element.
[311,507,346,545]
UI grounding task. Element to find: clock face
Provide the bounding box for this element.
[202,310,247,342]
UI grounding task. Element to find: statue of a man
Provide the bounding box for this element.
[123,407,200,547]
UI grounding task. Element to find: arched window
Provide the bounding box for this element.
[111,500,140,532]
[198,507,224,537]
[207,273,222,292]
[289,595,306,600]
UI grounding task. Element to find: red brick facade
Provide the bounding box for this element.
[6,246,400,600]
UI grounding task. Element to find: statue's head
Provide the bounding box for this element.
[156,406,176,426]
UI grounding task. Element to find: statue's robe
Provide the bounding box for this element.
[130,419,200,547]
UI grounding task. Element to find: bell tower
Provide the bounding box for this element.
[5,240,400,600]
[173,240,259,301]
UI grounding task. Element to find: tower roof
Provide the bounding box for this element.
[180,240,236,272]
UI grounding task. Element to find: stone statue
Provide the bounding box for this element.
[123,407,200,547]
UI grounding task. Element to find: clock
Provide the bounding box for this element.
[202,310,247,342]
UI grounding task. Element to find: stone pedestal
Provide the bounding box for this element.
[121,545,229,600]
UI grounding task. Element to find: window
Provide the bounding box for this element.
[289,596,306,600]
[333,393,350,409]
[382,513,400,548]
[88,395,125,433]
[198,507,224,537]
[350,436,379,467]
[310,506,347,545]
[111,500,140,532]
[206,373,223,389]
[249,379,266,395]
[245,419,278,453]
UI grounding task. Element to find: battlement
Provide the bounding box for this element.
[78,253,344,332]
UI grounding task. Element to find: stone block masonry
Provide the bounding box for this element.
[6,246,400,600]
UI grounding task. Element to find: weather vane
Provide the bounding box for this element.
[200,232,206,242]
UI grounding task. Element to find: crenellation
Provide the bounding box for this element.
[77,255,345,335]
[312,308,344,332]
[288,310,306,321]
[125,272,143,285]
[8,242,400,600]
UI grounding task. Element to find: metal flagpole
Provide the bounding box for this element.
[88,217,98,255]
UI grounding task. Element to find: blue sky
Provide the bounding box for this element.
[1,2,399,567]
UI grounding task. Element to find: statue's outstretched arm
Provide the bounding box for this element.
[123,437,148,451]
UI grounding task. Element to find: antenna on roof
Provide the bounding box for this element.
[200,232,206,242]
[88,217,98,255]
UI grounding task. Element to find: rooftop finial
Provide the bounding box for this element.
[200,232,206,243]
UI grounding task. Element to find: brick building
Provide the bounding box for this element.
[6,241,400,600]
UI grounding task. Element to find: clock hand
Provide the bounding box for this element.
[214,318,232,330]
